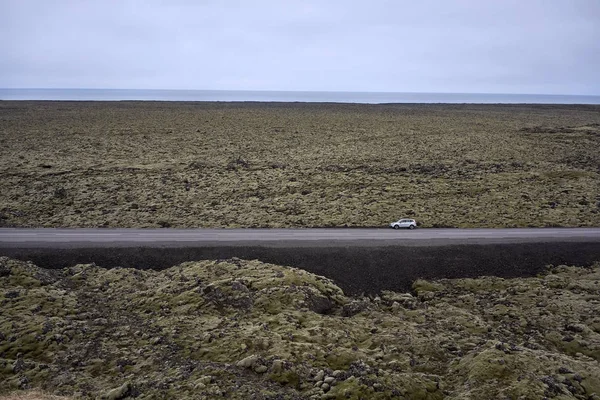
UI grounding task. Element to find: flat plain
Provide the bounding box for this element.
[1,101,599,228]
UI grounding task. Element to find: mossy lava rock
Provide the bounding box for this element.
[1,256,599,399]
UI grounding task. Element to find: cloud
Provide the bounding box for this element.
[1,0,598,94]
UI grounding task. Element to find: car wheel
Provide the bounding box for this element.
[393,225,400,229]
[409,225,415,229]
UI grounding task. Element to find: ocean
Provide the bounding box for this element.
[1,88,599,104]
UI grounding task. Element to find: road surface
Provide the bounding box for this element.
[1,228,599,248]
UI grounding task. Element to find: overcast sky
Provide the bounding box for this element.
[1,0,599,94]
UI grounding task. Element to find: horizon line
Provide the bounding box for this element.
[1,88,599,97]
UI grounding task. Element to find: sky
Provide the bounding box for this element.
[1,0,599,94]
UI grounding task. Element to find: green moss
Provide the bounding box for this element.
[1,258,600,399]
[412,280,444,294]
[2,102,599,229]
[326,378,419,400]
[325,350,359,371]
[542,170,590,180]
[268,370,300,388]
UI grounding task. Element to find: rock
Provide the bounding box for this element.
[254,365,268,373]
[29,304,42,313]
[194,382,206,390]
[0,262,10,277]
[237,354,259,368]
[197,375,212,385]
[314,370,325,382]
[425,379,440,393]
[18,375,29,389]
[558,366,573,374]
[420,291,436,301]
[323,376,335,384]
[306,293,334,314]
[321,382,330,392]
[342,300,369,317]
[566,323,586,333]
[271,359,283,374]
[231,280,249,292]
[12,357,25,373]
[101,382,131,400]
[332,370,344,378]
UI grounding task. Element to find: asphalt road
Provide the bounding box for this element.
[1,228,599,248]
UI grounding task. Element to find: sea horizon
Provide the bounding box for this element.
[1,88,600,104]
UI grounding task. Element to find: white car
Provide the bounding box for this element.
[390,219,417,229]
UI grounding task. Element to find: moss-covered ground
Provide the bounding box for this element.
[0,102,599,228]
[1,256,599,399]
